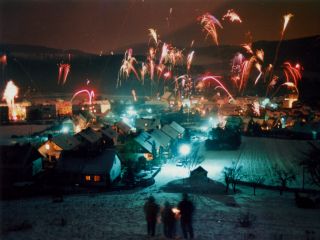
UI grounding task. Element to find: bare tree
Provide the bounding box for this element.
[222,162,243,193]
[273,165,296,195]
[300,143,320,188]
[248,175,265,195]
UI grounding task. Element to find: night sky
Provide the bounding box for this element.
[1,0,320,54]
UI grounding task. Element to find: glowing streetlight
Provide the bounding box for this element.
[179,144,191,156]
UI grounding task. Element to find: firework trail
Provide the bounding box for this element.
[58,63,71,85]
[198,13,223,46]
[190,40,195,48]
[0,54,7,86]
[255,49,264,62]
[201,75,234,100]
[254,63,263,85]
[271,81,299,98]
[159,43,169,65]
[71,89,95,105]
[266,75,279,96]
[140,62,148,84]
[148,28,158,45]
[230,52,245,88]
[283,61,302,86]
[131,89,137,102]
[282,13,294,36]
[117,49,140,87]
[269,13,294,83]
[187,51,195,72]
[2,80,18,120]
[241,43,253,54]
[222,9,242,23]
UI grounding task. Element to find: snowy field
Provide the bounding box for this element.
[1,137,320,239]
[0,124,51,144]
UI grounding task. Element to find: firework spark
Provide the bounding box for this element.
[2,80,19,120]
[222,9,242,23]
[198,13,223,46]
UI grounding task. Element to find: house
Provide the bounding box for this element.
[134,132,160,156]
[116,121,132,135]
[57,149,121,186]
[169,121,185,138]
[190,166,208,180]
[0,144,43,185]
[100,126,118,147]
[75,127,103,150]
[161,124,180,140]
[38,134,81,161]
[149,129,171,149]
[135,117,161,131]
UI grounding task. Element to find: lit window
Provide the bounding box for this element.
[94,175,101,182]
[85,175,91,181]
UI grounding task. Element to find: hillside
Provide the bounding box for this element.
[0,36,319,100]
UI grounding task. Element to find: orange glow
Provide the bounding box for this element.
[94,175,101,182]
[2,80,19,121]
[85,176,91,181]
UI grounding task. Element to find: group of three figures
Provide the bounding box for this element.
[144,193,194,239]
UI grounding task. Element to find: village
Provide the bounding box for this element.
[1,90,320,200]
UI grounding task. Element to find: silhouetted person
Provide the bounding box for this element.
[144,196,160,237]
[161,201,176,239]
[178,193,194,239]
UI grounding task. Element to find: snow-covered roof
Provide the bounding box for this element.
[149,129,171,147]
[169,121,185,134]
[161,124,179,139]
[58,149,118,174]
[134,132,160,153]
[51,134,81,150]
[100,127,117,139]
[76,127,102,144]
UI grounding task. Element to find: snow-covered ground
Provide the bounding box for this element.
[1,137,320,239]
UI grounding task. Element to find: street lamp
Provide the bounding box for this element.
[179,144,191,178]
[179,144,191,156]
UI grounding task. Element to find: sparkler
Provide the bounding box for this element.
[198,13,223,46]
[2,80,19,120]
[222,9,242,23]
